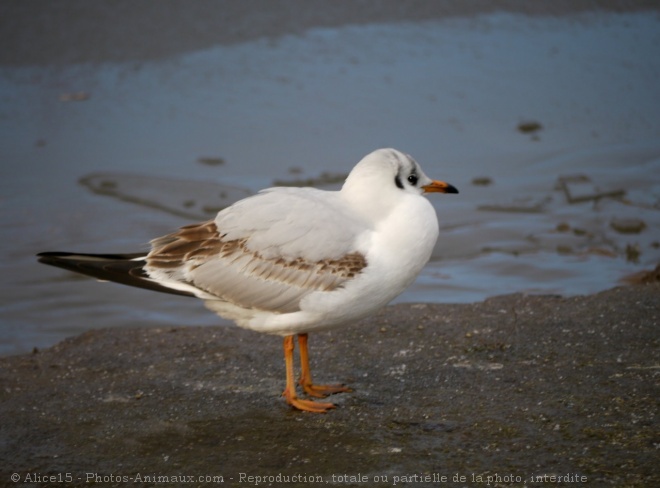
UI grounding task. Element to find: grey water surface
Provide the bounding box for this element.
[1,5,659,355]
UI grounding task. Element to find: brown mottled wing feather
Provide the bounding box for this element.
[145,220,367,313]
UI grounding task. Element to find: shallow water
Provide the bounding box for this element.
[1,12,659,355]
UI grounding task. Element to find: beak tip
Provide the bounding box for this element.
[423,181,459,194]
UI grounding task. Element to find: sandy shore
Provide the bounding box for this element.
[1,0,659,66]
[1,283,658,486]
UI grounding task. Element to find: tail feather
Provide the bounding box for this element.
[37,252,195,298]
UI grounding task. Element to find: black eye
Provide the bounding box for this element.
[407,174,418,186]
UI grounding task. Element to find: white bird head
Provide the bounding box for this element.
[341,148,458,220]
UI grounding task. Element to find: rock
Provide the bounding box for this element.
[610,218,647,234]
[1,285,658,485]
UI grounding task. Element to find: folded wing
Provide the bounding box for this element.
[146,188,370,313]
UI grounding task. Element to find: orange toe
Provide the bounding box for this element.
[300,381,352,399]
[283,389,336,413]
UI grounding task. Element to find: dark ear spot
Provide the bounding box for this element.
[394,175,404,189]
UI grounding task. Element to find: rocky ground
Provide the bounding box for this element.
[1,283,658,487]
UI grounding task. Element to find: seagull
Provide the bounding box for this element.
[38,148,458,413]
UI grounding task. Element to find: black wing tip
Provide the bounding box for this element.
[37,251,146,261]
[37,252,69,265]
[36,251,195,299]
[37,251,65,258]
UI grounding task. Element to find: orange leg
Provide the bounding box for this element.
[282,335,335,413]
[298,333,352,398]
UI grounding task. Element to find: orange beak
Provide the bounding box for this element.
[422,180,459,194]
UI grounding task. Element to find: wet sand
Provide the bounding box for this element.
[2,0,658,66]
[1,283,658,486]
